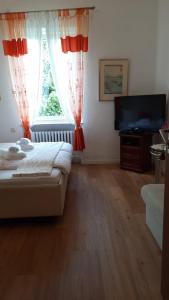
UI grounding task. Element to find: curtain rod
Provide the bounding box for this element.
[1,6,95,15]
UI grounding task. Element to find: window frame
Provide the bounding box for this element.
[34,27,64,124]
[32,115,70,125]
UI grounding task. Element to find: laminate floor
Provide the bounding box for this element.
[0,165,162,300]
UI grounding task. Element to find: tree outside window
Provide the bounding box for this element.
[38,37,63,118]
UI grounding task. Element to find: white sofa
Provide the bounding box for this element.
[141,184,164,249]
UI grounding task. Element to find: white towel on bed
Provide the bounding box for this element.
[0,159,18,170]
[20,143,34,151]
[0,149,26,160]
[8,146,20,153]
[16,138,34,151]
[12,142,63,177]
[12,142,72,177]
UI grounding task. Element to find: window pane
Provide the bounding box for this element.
[38,37,63,117]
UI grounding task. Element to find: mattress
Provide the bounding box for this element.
[0,142,71,188]
[0,142,72,217]
[0,168,62,188]
[0,173,68,218]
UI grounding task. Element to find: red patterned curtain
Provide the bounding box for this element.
[0,13,31,139]
[58,9,89,151]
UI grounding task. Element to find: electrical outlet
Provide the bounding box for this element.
[10,128,16,133]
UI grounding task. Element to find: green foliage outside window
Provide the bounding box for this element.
[38,37,63,117]
[39,83,63,117]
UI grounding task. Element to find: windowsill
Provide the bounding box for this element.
[32,117,74,125]
[31,118,84,133]
[30,122,75,132]
[32,119,83,126]
[32,120,74,125]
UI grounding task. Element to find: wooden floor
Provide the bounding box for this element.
[0,165,162,300]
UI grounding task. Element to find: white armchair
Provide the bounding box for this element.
[141,184,164,249]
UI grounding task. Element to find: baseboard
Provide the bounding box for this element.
[81,158,120,165]
[72,152,120,165]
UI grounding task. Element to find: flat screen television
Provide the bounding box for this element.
[114,94,166,133]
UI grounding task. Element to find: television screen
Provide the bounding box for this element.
[114,94,166,133]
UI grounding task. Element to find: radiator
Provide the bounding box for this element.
[31,130,74,144]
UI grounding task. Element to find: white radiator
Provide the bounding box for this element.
[31,130,74,144]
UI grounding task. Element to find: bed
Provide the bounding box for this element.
[0,142,72,218]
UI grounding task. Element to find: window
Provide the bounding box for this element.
[38,35,63,118]
[24,27,72,125]
[33,29,65,123]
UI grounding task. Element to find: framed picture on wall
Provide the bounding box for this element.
[99,59,129,101]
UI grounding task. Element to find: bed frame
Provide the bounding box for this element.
[0,174,68,219]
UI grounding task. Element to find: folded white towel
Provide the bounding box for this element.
[8,146,20,153]
[6,151,26,160]
[20,143,34,151]
[16,138,34,151]
[0,159,18,170]
[0,149,26,160]
[0,149,6,158]
[16,138,31,146]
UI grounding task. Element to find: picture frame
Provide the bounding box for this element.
[99,59,129,101]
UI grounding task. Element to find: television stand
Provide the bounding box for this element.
[120,132,153,172]
[120,128,145,135]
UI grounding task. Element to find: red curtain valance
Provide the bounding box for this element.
[61,35,88,53]
[0,12,28,57]
[3,38,28,56]
[59,8,89,54]
[0,12,26,21]
[58,8,89,17]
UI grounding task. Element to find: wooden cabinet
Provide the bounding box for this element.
[120,133,153,172]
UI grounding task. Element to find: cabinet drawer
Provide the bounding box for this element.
[121,152,141,160]
[120,157,142,167]
[121,146,141,154]
[120,133,152,172]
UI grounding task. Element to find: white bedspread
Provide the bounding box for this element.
[11,142,72,177]
[53,149,72,174]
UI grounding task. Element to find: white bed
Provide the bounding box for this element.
[0,142,72,218]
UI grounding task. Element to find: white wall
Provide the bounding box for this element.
[155,0,169,100]
[0,44,23,142]
[0,0,158,162]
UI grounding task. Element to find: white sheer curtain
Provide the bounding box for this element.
[24,12,73,124]
[45,12,73,123]
[24,12,43,124]
[57,9,89,150]
[0,13,31,138]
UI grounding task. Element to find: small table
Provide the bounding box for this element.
[150,144,166,183]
